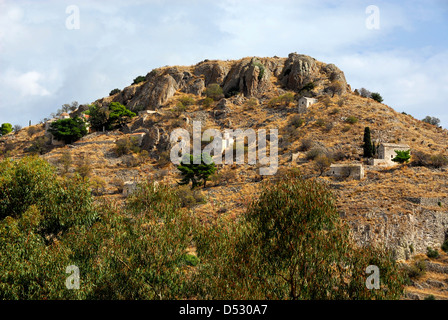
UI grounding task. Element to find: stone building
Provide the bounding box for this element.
[221,131,234,153]
[298,97,318,108]
[370,143,410,166]
[328,163,365,180]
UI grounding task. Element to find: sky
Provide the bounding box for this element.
[1,0,448,128]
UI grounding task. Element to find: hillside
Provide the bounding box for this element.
[1,53,448,299]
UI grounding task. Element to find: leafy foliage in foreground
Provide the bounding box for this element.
[194,173,405,299]
[0,157,405,300]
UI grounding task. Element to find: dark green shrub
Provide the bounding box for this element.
[1,123,13,135]
[109,88,121,96]
[205,83,224,101]
[403,260,426,279]
[48,117,87,144]
[392,150,411,164]
[424,294,436,300]
[371,92,383,103]
[427,247,440,259]
[441,240,448,252]
[108,102,136,129]
[132,75,146,85]
[363,127,374,158]
[177,153,217,189]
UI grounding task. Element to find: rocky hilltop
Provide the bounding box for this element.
[94,53,349,110]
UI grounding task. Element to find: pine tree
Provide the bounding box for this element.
[392,150,411,164]
[362,127,374,158]
[177,153,217,189]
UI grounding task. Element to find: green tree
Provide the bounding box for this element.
[1,123,13,135]
[194,173,405,299]
[85,104,108,131]
[108,102,136,129]
[422,116,441,126]
[392,150,411,164]
[86,103,135,131]
[362,127,374,158]
[48,117,87,144]
[371,92,383,103]
[177,153,217,189]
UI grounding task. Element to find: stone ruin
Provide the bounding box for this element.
[328,163,365,180]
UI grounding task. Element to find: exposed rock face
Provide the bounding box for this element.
[94,53,350,111]
[212,98,231,119]
[280,53,319,90]
[348,208,448,260]
[193,61,229,86]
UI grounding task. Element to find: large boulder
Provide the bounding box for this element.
[279,53,319,90]
[193,61,229,86]
[221,57,272,98]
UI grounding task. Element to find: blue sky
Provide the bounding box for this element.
[1,0,448,128]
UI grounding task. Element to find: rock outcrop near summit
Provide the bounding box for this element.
[93,53,349,111]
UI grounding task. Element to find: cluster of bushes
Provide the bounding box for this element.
[205,83,224,101]
[422,116,441,127]
[86,102,136,132]
[412,150,448,168]
[355,88,383,103]
[0,157,406,300]
[114,136,141,156]
[268,92,295,107]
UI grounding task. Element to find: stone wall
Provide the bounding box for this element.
[348,208,448,260]
[328,164,364,180]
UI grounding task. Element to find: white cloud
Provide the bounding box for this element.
[4,70,51,97]
[329,49,448,122]
[0,0,447,128]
